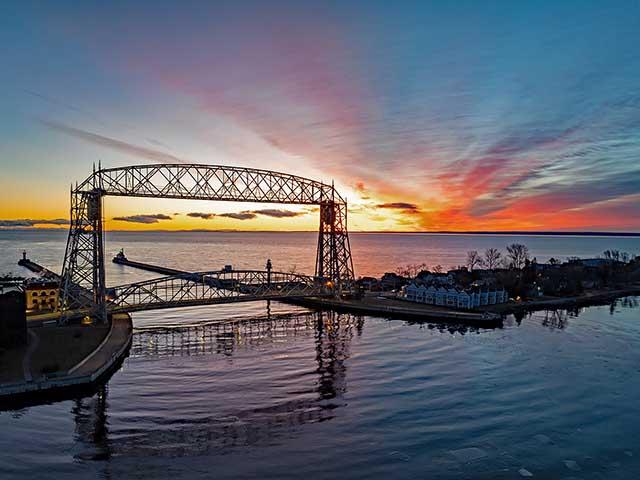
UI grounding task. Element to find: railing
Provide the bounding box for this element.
[106,270,330,313]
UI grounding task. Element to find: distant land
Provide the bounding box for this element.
[413,231,640,237]
[1,228,639,237]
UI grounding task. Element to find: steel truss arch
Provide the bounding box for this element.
[60,164,355,322]
[107,270,330,314]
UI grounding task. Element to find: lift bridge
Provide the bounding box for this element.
[59,164,355,322]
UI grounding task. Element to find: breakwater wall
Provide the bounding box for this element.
[18,258,59,279]
[113,256,184,276]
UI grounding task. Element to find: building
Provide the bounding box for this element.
[415,272,454,286]
[402,283,508,310]
[570,258,621,268]
[0,287,27,347]
[380,272,408,291]
[24,278,59,312]
[357,276,380,291]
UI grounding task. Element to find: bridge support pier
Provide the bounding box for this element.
[315,201,353,293]
[60,188,106,323]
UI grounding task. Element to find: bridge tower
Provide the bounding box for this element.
[60,173,107,322]
[59,164,354,323]
[315,183,353,292]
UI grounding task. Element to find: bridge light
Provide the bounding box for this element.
[325,281,334,288]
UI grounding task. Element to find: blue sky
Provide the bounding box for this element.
[1,0,639,231]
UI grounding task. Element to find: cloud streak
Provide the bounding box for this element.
[41,120,187,164]
[112,214,173,224]
[187,212,215,219]
[251,209,305,218]
[186,209,306,221]
[0,218,69,227]
[218,212,257,220]
[377,202,420,213]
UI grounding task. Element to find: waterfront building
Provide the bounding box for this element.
[402,282,507,310]
[24,278,59,312]
[380,272,408,291]
[570,258,621,268]
[416,272,454,285]
[358,276,380,291]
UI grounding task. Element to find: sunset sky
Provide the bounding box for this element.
[1,1,639,232]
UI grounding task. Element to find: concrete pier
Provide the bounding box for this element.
[0,313,132,403]
[289,295,503,325]
[0,256,134,405]
[18,256,59,279]
[113,254,184,276]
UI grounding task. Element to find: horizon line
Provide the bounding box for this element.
[2,227,639,237]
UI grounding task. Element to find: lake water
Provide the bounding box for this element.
[2,229,640,281]
[1,231,640,479]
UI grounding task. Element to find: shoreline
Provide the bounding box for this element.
[289,296,504,326]
[0,313,133,408]
[291,286,640,325]
[481,285,640,315]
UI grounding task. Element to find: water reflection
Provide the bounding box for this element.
[611,296,639,312]
[406,321,491,336]
[513,308,579,329]
[2,299,640,479]
[130,311,363,360]
[72,386,111,462]
[74,311,364,461]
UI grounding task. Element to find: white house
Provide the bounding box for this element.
[402,282,508,310]
[418,273,455,286]
[404,283,418,301]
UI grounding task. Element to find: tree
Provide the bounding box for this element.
[395,263,428,278]
[506,243,530,269]
[432,264,443,273]
[466,250,482,271]
[483,248,502,270]
[548,257,559,265]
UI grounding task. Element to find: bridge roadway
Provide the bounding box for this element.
[105,267,331,314]
[18,256,330,320]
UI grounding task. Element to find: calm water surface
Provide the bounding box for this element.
[2,230,640,280]
[1,231,640,479]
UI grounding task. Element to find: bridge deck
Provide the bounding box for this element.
[106,268,330,314]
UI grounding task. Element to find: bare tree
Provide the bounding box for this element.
[395,265,410,277]
[395,263,428,278]
[415,262,428,276]
[506,243,530,269]
[483,248,502,270]
[432,264,443,273]
[466,250,482,271]
[548,257,559,265]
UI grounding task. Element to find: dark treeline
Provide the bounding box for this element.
[378,244,640,300]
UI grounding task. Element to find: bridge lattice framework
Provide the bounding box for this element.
[60,164,355,321]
